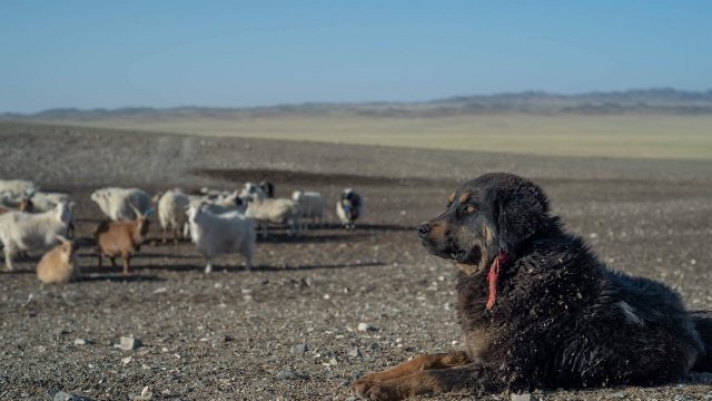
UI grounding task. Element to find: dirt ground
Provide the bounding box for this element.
[1,121,712,401]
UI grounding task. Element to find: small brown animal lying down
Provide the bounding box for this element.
[95,204,151,275]
[36,236,80,284]
[353,172,712,400]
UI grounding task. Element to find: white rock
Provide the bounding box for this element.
[358,323,377,332]
[511,393,532,401]
[117,336,142,351]
[290,343,307,354]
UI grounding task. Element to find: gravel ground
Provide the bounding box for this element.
[1,121,712,401]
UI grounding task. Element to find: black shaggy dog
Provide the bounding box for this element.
[353,172,712,400]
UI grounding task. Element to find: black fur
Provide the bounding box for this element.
[419,172,712,392]
[259,180,275,198]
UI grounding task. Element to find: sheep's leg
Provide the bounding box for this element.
[67,222,76,239]
[244,250,252,271]
[97,252,103,268]
[204,255,212,274]
[122,254,130,275]
[3,246,15,271]
[161,228,168,245]
[173,227,179,245]
[109,257,117,268]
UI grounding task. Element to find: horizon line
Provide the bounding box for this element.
[3,86,712,116]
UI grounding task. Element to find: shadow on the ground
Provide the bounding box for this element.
[79,273,164,282]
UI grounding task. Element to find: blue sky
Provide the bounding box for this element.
[1,1,711,113]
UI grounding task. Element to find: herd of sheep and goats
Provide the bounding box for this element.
[0,179,363,283]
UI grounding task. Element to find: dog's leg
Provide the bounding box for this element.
[353,352,471,396]
[359,364,490,401]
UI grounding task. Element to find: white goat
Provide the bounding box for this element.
[156,189,190,244]
[292,191,325,228]
[244,197,301,238]
[91,187,151,221]
[0,179,37,198]
[239,182,268,201]
[187,204,255,273]
[0,201,73,271]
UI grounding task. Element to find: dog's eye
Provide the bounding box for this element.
[465,205,477,214]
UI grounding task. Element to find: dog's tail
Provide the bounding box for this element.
[692,311,712,372]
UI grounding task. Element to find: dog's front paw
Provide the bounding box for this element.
[364,382,402,401]
[352,374,379,399]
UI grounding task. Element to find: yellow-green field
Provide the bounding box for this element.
[37,114,712,160]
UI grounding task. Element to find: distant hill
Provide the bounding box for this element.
[4,88,712,121]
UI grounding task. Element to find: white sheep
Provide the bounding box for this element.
[28,191,71,212]
[187,204,256,273]
[292,191,325,228]
[0,201,73,271]
[336,188,363,230]
[156,189,190,244]
[90,187,151,221]
[186,191,246,217]
[244,197,301,238]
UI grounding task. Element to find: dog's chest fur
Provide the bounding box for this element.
[456,234,603,364]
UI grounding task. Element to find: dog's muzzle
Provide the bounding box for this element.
[417,223,431,238]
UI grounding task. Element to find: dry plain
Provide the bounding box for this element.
[0,120,712,400]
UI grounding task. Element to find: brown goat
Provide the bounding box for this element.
[36,236,80,284]
[95,205,150,275]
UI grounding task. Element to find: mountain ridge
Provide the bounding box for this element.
[4,87,712,120]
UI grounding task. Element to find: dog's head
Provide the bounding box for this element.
[418,173,550,274]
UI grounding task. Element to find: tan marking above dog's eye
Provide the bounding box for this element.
[465,205,477,214]
[459,192,471,204]
[447,193,455,207]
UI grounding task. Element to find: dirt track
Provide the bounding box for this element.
[1,121,712,401]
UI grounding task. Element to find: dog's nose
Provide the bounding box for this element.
[417,223,431,237]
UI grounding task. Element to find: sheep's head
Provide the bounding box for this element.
[240,182,267,200]
[55,202,73,225]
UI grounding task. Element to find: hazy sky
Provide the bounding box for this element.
[1,1,711,113]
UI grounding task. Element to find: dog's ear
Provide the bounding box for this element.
[493,176,550,253]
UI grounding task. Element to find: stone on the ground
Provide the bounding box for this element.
[511,393,532,401]
[357,323,377,332]
[118,336,142,351]
[348,347,362,358]
[276,370,308,380]
[290,343,307,354]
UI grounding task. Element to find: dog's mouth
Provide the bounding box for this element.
[421,237,480,265]
[449,251,466,261]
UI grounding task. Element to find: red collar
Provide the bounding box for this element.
[486,251,511,310]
